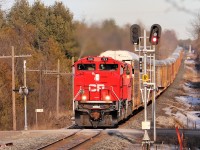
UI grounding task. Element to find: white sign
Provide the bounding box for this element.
[142,121,150,130]
[35,109,44,113]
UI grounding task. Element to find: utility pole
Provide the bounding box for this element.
[0,46,31,130]
[27,59,70,117]
[56,59,60,116]
[24,60,28,130]
[44,59,70,117]
[72,57,75,118]
[43,59,61,117]
[39,62,42,107]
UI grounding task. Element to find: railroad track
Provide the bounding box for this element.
[38,129,102,150]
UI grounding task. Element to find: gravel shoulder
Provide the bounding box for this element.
[0,130,80,150]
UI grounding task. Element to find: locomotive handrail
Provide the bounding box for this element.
[110,86,121,115]
[110,86,120,101]
[73,88,84,112]
[73,88,84,101]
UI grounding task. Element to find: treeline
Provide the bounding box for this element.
[74,20,178,59]
[0,0,76,130]
[0,0,179,130]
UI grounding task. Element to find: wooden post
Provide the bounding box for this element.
[12,46,16,131]
[39,62,42,108]
[35,111,38,128]
[72,57,74,99]
[56,59,60,117]
[72,57,75,117]
[24,60,28,130]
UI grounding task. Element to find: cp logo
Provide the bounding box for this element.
[89,84,105,92]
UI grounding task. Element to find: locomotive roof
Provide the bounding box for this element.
[75,56,126,65]
[99,50,139,61]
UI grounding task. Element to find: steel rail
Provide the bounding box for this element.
[37,129,102,150]
[37,130,81,150]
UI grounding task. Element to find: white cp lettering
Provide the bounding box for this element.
[89,84,105,92]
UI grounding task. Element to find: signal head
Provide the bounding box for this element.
[130,24,141,45]
[149,24,162,45]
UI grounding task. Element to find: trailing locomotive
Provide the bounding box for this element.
[72,47,183,127]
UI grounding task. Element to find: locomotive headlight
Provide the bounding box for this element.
[105,95,110,101]
[82,95,87,101]
[87,57,94,61]
[101,57,108,61]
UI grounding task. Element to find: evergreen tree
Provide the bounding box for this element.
[29,1,48,50]
[47,1,76,57]
[7,0,30,27]
[0,9,6,28]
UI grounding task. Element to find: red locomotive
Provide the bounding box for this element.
[73,56,135,127]
[72,48,183,127]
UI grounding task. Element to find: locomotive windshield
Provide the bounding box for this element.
[99,64,118,70]
[77,64,95,70]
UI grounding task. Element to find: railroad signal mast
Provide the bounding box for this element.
[130,24,162,147]
[13,60,34,130]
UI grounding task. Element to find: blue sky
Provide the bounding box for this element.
[3,0,200,39]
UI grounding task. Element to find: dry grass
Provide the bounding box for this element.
[30,111,73,130]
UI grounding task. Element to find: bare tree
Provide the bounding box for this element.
[190,13,200,59]
[191,14,200,39]
[165,0,197,15]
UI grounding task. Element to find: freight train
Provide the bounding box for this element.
[72,47,183,127]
